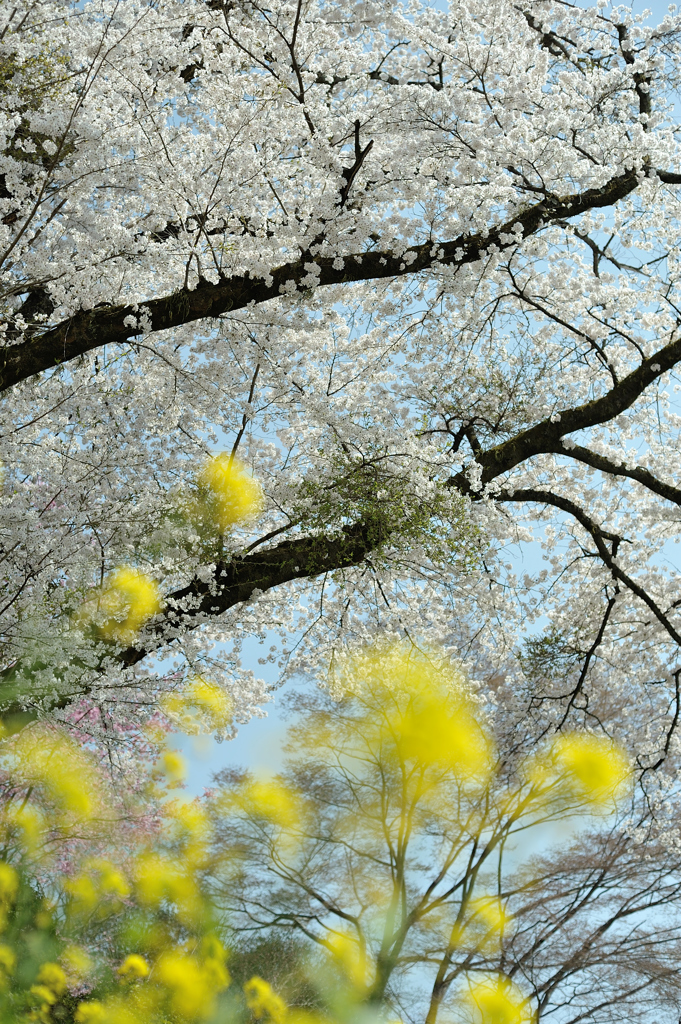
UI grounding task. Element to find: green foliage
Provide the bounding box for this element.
[292,448,479,574]
[226,935,321,1015]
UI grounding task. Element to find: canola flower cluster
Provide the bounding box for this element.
[330,643,630,808]
[162,677,234,738]
[216,643,631,1024]
[238,930,533,1024]
[196,454,264,534]
[0,728,233,1023]
[0,729,341,1024]
[0,451,268,1020]
[77,454,263,646]
[0,726,101,852]
[464,975,533,1024]
[0,735,383,1024]
[76,565,162,646]
[0,465,632,1024]
[0,674,630,1024]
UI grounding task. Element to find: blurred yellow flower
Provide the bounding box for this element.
[76,991,156,1024]
[463,897,513,950]
[162,677,234,735]
[117,954,149,980]
[0,942,15,984]
[244,975,287,1024]
[0,863,18,907]
[227,778,301,832]
[161,750,187,782]
[31,961,68,1018]
[94,568,163,643]
[66,860,128,916]
[135,853,202,925]
[65,874,99,914]
[168,800,210,836]
[74,1003,107,1024]
[64,860,128,917]
[552,733,630,807]
[156,949,230,1020]
[37,962,67,995]
[62,945,92,982]
[340,642,493,782]
[197,454,263,532]
[4,803,43,852]
[325,931,370,991]
[1,729,99,822]
[398,692,491,779]
[465,974,533,1024]
[99,862,130,898]
[201,936,231,991]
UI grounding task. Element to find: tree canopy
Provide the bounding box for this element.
[3,0,681,764]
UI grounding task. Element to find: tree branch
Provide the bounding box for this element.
[447,332,681,490]
[0,516,390,715]
[495,487,681,648]
[544,442,681,507]
[0,168,643,393]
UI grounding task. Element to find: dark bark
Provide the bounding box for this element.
[0,169,640,393]
[447,333,681,490]
[6,165,681,716]
[0,517,387,714]
[119,516,387,667]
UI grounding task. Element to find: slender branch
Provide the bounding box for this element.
[339,120,374,208]
[447,332,681,490]
[118,515,392,669]
[495,487,681,648]
[556,589,618,730]
[544,442,681,507]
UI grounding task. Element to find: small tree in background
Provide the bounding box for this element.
[207,643,681,1024]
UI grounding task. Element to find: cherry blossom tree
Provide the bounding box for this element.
[3,0,681,766]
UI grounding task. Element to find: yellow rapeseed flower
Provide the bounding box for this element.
[197,454,263,532]
[62,945,92,982]
[75,992,156,1024]
[4,803,43,852]
[161,750,187,782]
[117,954,149,980]
[398,693,491,779]
[325,931,370,991]
[135,853,203,925]
[552,733,630,807]
[230,778,301,831]
[65,859,129,918]
[162,677,234,735]
[98,862,130,899]
[30,961,68,1019]
[0,732,99,850]
[155,949,230,1020]
[74,1003,107,1024]
[94,568,163,643]
[65,874,99,914]
[340,642,493,782]
[0,863,18,907]
[244,975,287,1024]
[465,974,534,1024]
[166,801,212,868]
[36,962,67,996]
[0,943,15,985]
[463,897,513,950]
